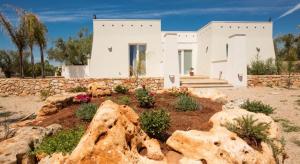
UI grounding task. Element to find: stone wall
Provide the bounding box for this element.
[0,78,163,96]
[248,75,300,88]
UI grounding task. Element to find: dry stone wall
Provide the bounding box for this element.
[0,78,163,96]
[248,75,300,88]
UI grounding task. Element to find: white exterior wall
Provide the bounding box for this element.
[62,65,89,78]
[86,19,276,87]
[89,19,162,78]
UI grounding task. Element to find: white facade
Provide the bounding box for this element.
[70,19,276,87]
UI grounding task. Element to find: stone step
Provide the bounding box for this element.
[181,83,233,88]
[181,79,228,84]
[180,75,209,80]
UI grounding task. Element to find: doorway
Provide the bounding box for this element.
[178,50,192,75]
[129,44,146,76]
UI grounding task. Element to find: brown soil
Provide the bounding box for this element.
[32,92,222,134]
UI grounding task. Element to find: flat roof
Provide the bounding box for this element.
[93,18,161,21]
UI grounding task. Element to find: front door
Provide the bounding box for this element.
[178,50,192,75]
[129,44,146,76]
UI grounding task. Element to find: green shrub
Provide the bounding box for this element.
[225,115,270,149]
[75,103,98,121]
[175,95,199,111]
[240,100,274,115]
[33,126,84,155]
[135,88,155,108]
[247,58,277,75]
[40,89,51,100]
[69,86,87,93]
[140,109,170,138]
[114,85,129,94]
[117,96,131,105]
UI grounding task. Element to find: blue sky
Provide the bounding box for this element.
[0,0,299,64]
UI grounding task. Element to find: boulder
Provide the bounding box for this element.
[37,92,86,116]
[0,124,62,164]
[191,88,228,104]
[211,106,280,139]
[42,100,166,164]
[87,82,112,97]
[166,126,275,164]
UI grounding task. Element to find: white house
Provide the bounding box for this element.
[63,19,276,87]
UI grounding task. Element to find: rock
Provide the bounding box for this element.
[166,126,275,164]
[39,153,68,164]
[87,82,112,97]
[191,88,228,104]
[0,124,62,164]
[37,92,86,116]
[42,100,166,164]
[210,107,280,139]
[222,98,246,110]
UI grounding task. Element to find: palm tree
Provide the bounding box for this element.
[23,13,40,78]
[0,12,27,78]
[35,22,47,78]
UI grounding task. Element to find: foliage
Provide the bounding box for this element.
[69,86,87,93]
[273,117,300,133]
[40,89,51,100]
[247,57,277,75]
[240,99,274,115]
[47,28,92,65]
[114,85,129,94]
[140,109,170,139]
[117,96,131,105]
[168,87,190,97]
[225,115,270,149]
[135,88,155,108]
[175,95,199,111]
[33,126,84,155]
[0,50,13,77]
[75,103,98,121]
[73,94,91,103]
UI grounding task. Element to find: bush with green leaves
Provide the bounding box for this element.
[225,115,270,149]
[114,85,129,94]
[33,126,84,155]
[117,96,131,105]
[135,88,155,108]
[40,89,51,100]
[69,86,87,93]
[247,58,277,75]
[240,100,274,115]
[140,109,170,139]
[75,103,98,121]
[175,95,199,111]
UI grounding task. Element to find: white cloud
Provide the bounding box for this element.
[278,2,300,19]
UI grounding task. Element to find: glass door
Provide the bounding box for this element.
[178,50,192,75]
[129,44,146,76]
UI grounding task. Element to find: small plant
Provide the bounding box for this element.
[225,115,270,150]
[140,109,170,139]
[169,87,190,97]
[73,94,91,103]
[114,85,129,94]
[175,95,199,111]
[273,117,300,133]
[75,103,98,121]
[69,86,87,93]
[40,89,51,100]
[292,138,300,147]
[135,88,155,108]
[117,96,131,105]
[240,100,274,115]
[33,126,84,155]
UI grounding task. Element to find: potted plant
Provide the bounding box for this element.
[189,67,194,76]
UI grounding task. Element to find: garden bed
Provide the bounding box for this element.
[32,92,222,132]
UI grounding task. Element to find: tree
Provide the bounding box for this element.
[35,22,47,78]
[0,50,13,77]
[23,13,40,78]
[0,11,27,78]
[47,28,92,65]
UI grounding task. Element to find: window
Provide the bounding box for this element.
[206,46,208,54]
[129,44,146,76]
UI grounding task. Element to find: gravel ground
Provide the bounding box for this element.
[219,87,300,164]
